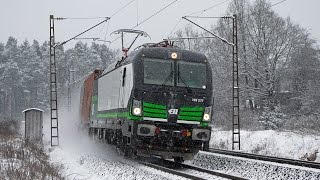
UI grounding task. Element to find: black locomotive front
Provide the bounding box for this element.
[130,47,213,161]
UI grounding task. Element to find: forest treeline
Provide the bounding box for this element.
[174,0,320,131]
[0,0,319,132]
[0,38,117,120]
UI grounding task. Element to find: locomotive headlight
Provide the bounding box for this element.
[203,106,212,122]
[133,107,141,116]
[132,99,142,116]
[171,52,178,59]
[203,114,210,121]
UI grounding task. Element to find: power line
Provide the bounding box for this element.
[167,18,182,37]
[55,16,110,20]
[270,0,288,7]
[110,0,136,18]
[187,0,231,16]
[136,0,139,26]
[184,16,233,19]
[103,20,111,45]
[96,0,136,45]
[184,0,289,20]
[110,0,178,44]
[167,0,230,38]
[69,0,135,46]
[132,0,178,30]
[55,18,110,48]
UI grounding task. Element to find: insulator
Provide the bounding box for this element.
[55,17,66,21]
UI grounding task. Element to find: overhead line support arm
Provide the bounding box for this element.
[182,16,234,46]
[54,17,110,48]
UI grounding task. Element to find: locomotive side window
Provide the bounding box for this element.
[143,58,173,86]
[122,67,127,87]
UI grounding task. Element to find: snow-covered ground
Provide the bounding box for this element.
[45,113,320,179]
[48,138,185,180]
[43,90,186,180]
[210,129,320,162]
[193,151,320,179]
[42,87,319,179]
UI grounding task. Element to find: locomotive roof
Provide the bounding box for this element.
[130,47,208,63]
[102,47,208,75]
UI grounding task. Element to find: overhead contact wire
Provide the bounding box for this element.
[110,0,136,18]
[132,0,178,30]
[59,16,110,20]
[187,0,231,16]
[187,0,289,19]
[270,0,288,7]
[110,0,178,44]
[166,0,229,39]
[101,0,136,45]
[167,18,182,38]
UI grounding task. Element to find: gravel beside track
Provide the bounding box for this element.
[191,151,320,179]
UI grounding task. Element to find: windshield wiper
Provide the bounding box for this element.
[177,65,193,94]
[153,69,174,92]
[162,70,174,86]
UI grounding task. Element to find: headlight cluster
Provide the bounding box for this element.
[132,99,142,116]
[203,106,212,122]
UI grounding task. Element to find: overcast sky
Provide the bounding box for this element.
[0,0,319,49]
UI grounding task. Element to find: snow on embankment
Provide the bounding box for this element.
[210,129,320,161]
[0,134,64,179]
[45,84,184,180]
[47,106,185,180]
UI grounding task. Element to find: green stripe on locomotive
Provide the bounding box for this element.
[91,98,209,127]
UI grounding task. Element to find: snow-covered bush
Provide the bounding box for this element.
[0,133,65,179]
[259,108,287,130]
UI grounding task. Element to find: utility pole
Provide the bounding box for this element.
[49,15,59,147]
[183,14,240,150]
[48,15,109,147]
[232,14,240,150]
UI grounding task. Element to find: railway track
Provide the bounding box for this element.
[208,148,320,169]
[140,157,246,180]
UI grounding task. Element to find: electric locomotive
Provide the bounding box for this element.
[80,40,213,163]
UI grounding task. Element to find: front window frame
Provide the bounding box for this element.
[143,58,207,89]
[177,61,207,89]
[143,58,174,86]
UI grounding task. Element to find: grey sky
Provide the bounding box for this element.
[0,0,319,49]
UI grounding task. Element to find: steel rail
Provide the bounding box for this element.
[140,158,247,180]
[208,148,320,169]
[179,162,247,180]
[142,162,206,180]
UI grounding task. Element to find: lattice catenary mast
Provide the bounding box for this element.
[182,14,240,150]
[49,15,59,147]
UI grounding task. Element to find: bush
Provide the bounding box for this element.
[259,103,287,130]
[0,119,19,135]
[0,132,65,179]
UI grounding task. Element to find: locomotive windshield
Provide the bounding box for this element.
[177,61,206,89]
[143,58,207,89]
[144,58,174,86]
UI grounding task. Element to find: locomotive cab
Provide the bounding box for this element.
[129,47,213,161]
[83,44,213,163]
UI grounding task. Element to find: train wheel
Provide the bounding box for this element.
[88,128,92,136]
[173,157,184,163]
[123,146,129,157]
[106,130,112,144]
[112,130,118,145]
[202,142,209,151]
[131,148,138,160]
